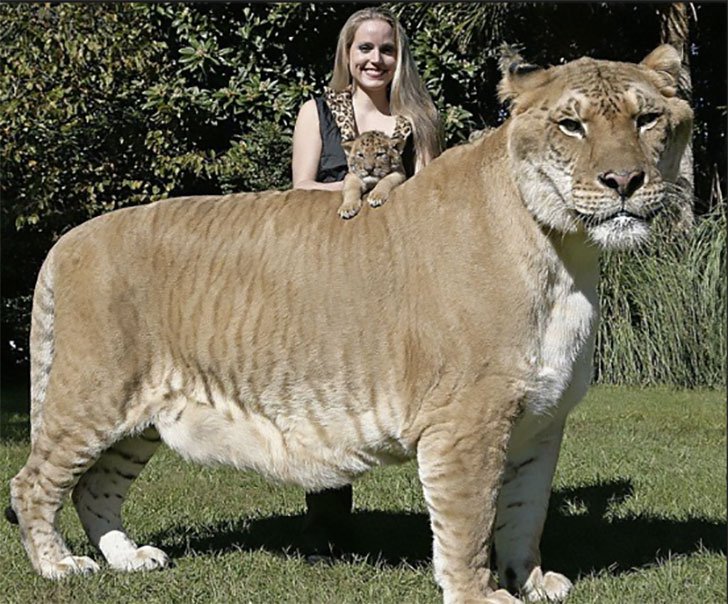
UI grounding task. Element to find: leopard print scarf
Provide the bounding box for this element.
[323,86,413,143]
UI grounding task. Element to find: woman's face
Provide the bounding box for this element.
[348,19,397,92]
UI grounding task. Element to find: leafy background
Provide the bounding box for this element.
[1,3,725,393]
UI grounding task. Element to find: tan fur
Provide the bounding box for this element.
[9,46,692,603]
[339,130,407,219]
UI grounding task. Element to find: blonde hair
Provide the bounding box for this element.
[329,8,442,167]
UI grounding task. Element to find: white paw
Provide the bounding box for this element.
[486,588,524,604]
[112,546,170,572]
[523,568,572,602]
[368,194,386,208]
[40,555,100,579]
[338,206,361,220]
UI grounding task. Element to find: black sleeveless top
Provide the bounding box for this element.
[314,95,415,183]
[315,96,349,183]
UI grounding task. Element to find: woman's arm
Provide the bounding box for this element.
[292,100,344,191]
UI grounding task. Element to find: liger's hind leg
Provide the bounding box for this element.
[6,248,101,578]
[9,421,108,579]
[72,427,169,572]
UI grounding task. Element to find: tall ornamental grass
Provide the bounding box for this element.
[596,202,726,388]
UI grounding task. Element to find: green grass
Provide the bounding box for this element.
[1,387,725,603]
[597,205,727,389]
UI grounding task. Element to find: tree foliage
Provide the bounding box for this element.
[1,3,725,387]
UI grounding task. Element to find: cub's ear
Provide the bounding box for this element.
[389,137,406,154]
[497,43,550,106]
[341,140,354,154]
[640,44,682,96]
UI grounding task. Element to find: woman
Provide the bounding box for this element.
[292,7,442,191]
[291,7,442,557]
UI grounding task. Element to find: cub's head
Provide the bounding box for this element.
[499,45,693,250]
[343,131,405,187]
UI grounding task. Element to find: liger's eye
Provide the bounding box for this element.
[558,118,584,136]
[637,112,661,130]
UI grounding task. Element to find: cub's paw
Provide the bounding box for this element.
[40,555,100,579]
[367,193,388,208]
[111,545,170,572]
[338,203,362,220]
[522,568,572,602]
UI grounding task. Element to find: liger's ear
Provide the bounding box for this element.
[497,43,550,106]
[640,44,682,97]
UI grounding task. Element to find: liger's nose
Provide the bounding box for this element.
[598,170,646,198]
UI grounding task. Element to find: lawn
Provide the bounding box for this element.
[0,386,725,603]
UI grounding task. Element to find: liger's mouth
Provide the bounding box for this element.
[576,207,659,227]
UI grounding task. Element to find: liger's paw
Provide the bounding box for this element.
[111,545,170,572]
[486,588,525,604]
[443,587,523,604]
[522,568,573,602]
[39,555,100,579]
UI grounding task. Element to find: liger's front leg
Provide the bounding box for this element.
[416,387,524,604]
[495,420,572,602]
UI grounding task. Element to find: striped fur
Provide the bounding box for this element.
[29,249,56,442]
[9,46,692,603]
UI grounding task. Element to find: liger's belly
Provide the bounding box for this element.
[153,392,412,490]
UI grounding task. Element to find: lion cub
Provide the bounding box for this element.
[338,130,406,220]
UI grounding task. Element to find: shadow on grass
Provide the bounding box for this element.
[542,480,727,577]
[152,479,726,578]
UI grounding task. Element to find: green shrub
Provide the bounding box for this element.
[1,5,165,228]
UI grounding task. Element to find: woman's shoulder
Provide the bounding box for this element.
[297,98,319,118]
